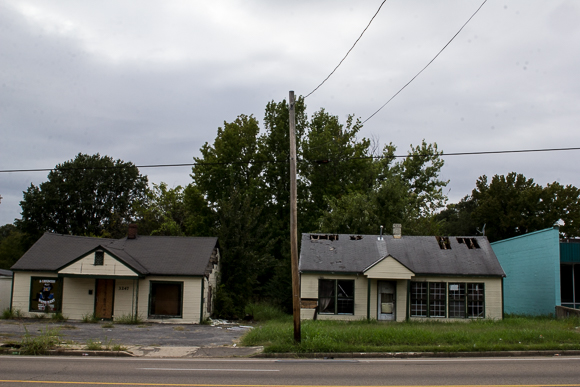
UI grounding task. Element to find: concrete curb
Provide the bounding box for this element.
[254,350,580,359]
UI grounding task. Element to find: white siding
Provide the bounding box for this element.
[62,277,95,319]
[0,277,12,312]
[59,252,138,277]
[113,279,139,319]
[365,256,414,279]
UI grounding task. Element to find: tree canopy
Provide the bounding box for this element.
[19,153,148,239]
[437,172,580,242]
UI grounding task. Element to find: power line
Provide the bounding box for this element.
[362,0,488,124]
[1,146,579,174]
[304,0,387,99]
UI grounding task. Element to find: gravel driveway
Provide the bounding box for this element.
[0,319,250,348]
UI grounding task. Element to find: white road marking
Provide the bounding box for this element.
[137,368,279,372]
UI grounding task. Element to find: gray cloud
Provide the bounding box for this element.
[2,0,580,226]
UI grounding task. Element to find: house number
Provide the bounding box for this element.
[118,286,129,291]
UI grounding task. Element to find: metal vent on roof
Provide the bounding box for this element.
[310,234,339,241]
[436,236,451,250]
[457,237,480,249]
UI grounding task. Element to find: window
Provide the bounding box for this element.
[410,282,427,317]
[448,282,485,318]
[149,281,183,318]
[448,283,465,318]
[94,251,104,265]
[318,279,354,314]
[429,283,446,317]
[410,282,446,317]
[29,277,63,313]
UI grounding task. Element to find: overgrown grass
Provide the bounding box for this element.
[241,316,580,353]
[1,308,23,319]
[50,312,68,322]
[81,313,99,323]
[114,313,144,325]
[19,326,62,355]
[244,302,290,322]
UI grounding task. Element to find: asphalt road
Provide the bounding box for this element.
[1,356,580,386]
[0,319,248,347]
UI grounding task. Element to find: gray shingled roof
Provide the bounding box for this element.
[300,234,505,277]
[11,233,218,276]
[0,269,13,277]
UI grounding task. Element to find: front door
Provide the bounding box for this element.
[95,279,115,319]
[377,281,396,321]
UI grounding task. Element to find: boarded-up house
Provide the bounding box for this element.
[10,227,219,323]
[300,226,506,321]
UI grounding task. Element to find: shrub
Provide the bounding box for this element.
[20,326,62,355]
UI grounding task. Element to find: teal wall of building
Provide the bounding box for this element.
[491,228,560,315]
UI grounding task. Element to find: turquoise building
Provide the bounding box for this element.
[491,227,561,315]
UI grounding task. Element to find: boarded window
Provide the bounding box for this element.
[149,282,183,318]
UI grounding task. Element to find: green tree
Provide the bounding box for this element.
[133,183,214,237]
[0,224,26,269]
[19,153,148,239]
[465,173,580,241]
[319,141,448,236]
[300,111,375,231]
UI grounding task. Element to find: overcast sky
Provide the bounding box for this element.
[2,0,580,227]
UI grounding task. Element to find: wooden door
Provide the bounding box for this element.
[95,279,115,319]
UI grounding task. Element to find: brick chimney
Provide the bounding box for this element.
[128,224,138,239]
[393,223,402,239]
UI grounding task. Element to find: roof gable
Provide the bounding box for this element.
[58,247,141,277]
[364,255,414,279]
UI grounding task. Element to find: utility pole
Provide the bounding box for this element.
[289,90,301,343]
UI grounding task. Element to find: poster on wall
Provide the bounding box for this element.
[30,278,62,312]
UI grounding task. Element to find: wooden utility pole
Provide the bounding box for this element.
[289,90,301,343]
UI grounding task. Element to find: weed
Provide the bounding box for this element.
[20,326,62,355]
[61,324,77,330]
[101,322,115,329]
[111,343,127,351]
[1,308,23,320]
[33,313,47,320]
[114,313,144,325]
[173,326,185,331]
[81,313,99,323]
[85,338,103,350]
[50,312,68,322]
[245,302,289,322]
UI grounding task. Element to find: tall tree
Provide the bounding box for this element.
[439,172,580,241]
[19,153,148,239]
[300,111,375,231]
[319,141,448,235]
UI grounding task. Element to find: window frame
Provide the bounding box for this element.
[94,251,104,266]
[410,282,446,318]
[148,281,184,319]
[29,277,63,313]
[318,279,355,315]
[448,282,485,319]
